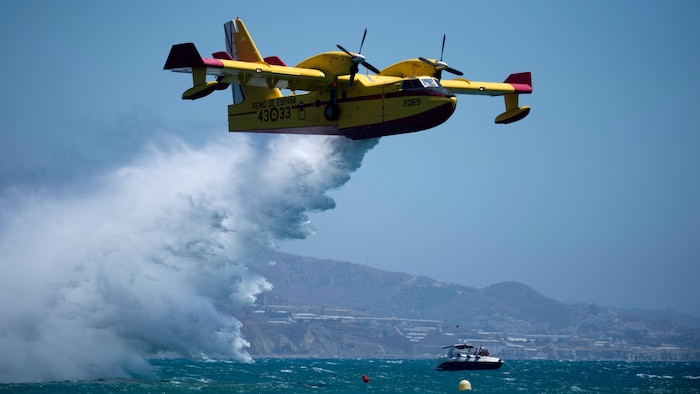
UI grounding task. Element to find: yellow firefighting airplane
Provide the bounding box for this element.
[164,18,532,140]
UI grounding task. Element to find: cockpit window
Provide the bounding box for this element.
[401,79,423,90]
[419,77,441,87]
[402,77,443,90]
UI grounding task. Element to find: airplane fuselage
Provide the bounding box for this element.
[228,74,457,140]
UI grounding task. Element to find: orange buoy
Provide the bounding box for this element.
[362,374,369,383]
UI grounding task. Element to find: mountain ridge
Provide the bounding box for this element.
[240,252,699,359]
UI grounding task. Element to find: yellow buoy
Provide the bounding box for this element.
[458,379,472,391]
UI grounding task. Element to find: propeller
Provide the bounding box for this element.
[419,34,464,80]
[336,28,380,87]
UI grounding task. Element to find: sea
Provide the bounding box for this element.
[2,359,699,393]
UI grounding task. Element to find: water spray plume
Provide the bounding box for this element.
[0,133,378,383]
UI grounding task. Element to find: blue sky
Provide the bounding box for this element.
[2,0,699,320]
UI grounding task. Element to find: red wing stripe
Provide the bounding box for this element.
[164,43,224,70]
[504,72,532,94]
[201,58,224,68]
[508,83,532,94]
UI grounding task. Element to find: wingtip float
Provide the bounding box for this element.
[163,18,532,140]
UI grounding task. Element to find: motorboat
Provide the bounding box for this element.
[436,343,504,371]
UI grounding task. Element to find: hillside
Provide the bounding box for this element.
[240,253,700,360]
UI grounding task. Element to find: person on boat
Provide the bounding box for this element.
[477,346,490,357]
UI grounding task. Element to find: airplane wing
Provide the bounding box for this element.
[379,58,532,96]
[163,43,332,100]
[441,72,533,124]
[440,72,532,96]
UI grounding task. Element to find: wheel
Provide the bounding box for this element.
[324,104,340,121]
